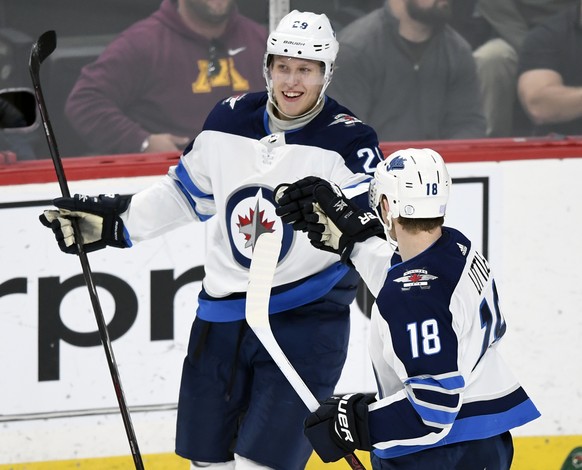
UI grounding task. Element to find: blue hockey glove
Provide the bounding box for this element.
[39,193,132,254]
[273,176,324,231]
[305,180,384,262]
[304,393,375,463]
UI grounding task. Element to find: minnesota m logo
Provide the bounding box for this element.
[193,58,250,93]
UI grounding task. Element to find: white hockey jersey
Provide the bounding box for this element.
[350,227,540,458]
[121,92,383,322]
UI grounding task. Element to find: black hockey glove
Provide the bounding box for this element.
[304,393,375,463]
[305,180,384,262]
[39,193,132,254]
[273,176,324,231]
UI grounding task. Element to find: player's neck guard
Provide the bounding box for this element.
[266,98,325,132]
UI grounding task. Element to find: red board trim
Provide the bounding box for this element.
[1,136,581,186]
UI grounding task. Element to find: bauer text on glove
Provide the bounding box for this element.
[304,393,375,463]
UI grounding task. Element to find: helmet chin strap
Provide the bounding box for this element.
[375,202,398,249]
[385,212,393,232]
[384,211,399,249]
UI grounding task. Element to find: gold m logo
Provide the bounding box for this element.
[192,58,250,93]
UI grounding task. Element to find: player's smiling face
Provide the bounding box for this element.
[269,56,324,119]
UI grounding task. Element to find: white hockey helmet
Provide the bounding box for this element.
[369,148,451,225]
[263,10,339,110]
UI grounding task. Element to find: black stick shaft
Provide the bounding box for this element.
[29,31,145,470]
[344,453,367,470]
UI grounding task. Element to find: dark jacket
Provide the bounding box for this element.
[65,0,267,154]
[327,5,486,142]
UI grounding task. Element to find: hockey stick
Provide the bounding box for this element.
[29,31,145,470]
[246,232,367,470]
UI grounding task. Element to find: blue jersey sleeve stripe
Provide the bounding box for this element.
[406,374,465,391]
[408,398,459,426]
[375,399,541,460]
[411,388,461,408]
[457,386,531,418]
[175,160,213,199]
[450,399,541,442]
[173,177,213,222]
[371,393,540,459]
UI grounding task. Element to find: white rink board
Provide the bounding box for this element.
[0,159,580,463]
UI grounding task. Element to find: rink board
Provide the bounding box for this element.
[1,140,581,468]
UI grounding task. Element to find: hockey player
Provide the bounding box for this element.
[275,148,540,469]
[39,10,383,470]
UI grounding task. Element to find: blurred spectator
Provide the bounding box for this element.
[517,0,582,136]
[472,0,576,137]
[65,0,267,155]
[327,0,486,142]
[449,0,493,50]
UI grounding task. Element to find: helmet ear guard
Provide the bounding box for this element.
[263,10,339,109]
[370,148,451,227]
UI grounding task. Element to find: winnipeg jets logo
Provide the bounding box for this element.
[226,186,293,268]
[394,269,437,290]
[222,93,248,109]
[237,199,276,249]
[387,156,406,171]
[329,113,362,127]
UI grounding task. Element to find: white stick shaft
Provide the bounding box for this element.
[246,233,368,470]
[246,233,320,412]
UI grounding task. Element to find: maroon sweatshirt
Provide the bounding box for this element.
[65,0,267,154]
